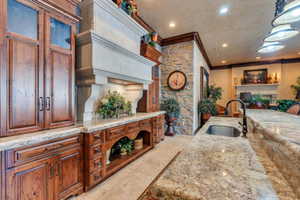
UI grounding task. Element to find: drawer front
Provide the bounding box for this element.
[127,122,140,133]
[87,131,105,145]
[106,126,126,141]
[87,170,102,188]
[6,135,81,168]
[139,119,152,128]
[87,156,102,173]
[88,143,102,159]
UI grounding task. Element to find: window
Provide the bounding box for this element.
[8,0,38,40]
[50,18,71,49]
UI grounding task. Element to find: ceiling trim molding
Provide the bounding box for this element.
[161,32,212,68]
[211,57,300,70]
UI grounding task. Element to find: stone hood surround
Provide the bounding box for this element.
[77,0,156,122]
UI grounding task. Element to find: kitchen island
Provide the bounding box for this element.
[246,109,300,198]
[147,117,278,200]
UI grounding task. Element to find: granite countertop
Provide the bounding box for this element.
[80,111,165,133]
[0,112,165,151]
[246,109,300,147]
[0,126,82,151]
[149,117,278,200]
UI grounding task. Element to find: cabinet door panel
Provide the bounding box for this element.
[56,148,83,199]
[6,159,52,200]
[45,14,75,129]
[5,0,44,136]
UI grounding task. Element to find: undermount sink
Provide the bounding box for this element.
[206,125,241,137]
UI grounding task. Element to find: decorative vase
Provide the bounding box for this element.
[165,113,177,136]
[113,0,122,7]
[134,138,143,150]
[151,32,158,42]
[106,149,111,165]
[202,113,211,121]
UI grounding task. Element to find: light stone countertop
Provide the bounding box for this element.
[149,117,278,200]
[0,126,82,151]
[246,109,300,149]
[0,112,165,151]
[80,111,166,133]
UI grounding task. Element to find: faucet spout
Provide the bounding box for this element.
[225,99,248,137]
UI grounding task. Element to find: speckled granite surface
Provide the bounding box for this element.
[0,112,165,151]
[246,109,300,146]
[246,109,300,198]
[0,126,81,151]
[148,117,278,200]
[81,111,165,133]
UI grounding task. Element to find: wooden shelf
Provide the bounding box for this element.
[106,145,152,176]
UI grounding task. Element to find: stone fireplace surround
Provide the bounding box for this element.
[77,0,155,122]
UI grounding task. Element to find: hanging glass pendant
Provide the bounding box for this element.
[258,42,285,53]
[265,24,299,42]
[273,0,300,25]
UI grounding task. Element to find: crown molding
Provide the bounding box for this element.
[211,57,300,70]
[161,32,212,68]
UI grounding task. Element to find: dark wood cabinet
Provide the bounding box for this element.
[6,158,53,200]
[83,115,164,191]
[138,43,161,113]
[0,0,80,137]
[4,134,83,200]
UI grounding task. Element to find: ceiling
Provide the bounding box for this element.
[137,0,300,67]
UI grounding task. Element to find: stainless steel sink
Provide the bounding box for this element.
[206,125,241,137]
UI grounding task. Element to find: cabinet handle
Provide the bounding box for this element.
[46,97,51,110]
[39,97,44,111]
[50,166,55,178]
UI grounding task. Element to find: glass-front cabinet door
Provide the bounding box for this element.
[5,0,44,135]
[44,13,75,129]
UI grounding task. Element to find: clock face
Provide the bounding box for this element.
[167,71,187,91]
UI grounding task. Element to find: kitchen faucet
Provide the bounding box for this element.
[225,99,248,137]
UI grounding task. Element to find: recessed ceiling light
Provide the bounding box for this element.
[256,56,261,60]
[169,22,176,28]
[221,60,227,64]
[219,6,229,15]
[222,43,228,48]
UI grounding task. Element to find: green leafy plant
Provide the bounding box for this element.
[97,91,132,119]
[277,99,297,112]
[208,85,222,102]
[142,32,158,47]
[291,76,300,99]
[198,98,218,116]
[160,98,180,118]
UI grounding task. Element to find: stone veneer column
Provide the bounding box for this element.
[160,41,194,135]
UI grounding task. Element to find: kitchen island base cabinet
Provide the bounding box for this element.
[4,134,83,200]
[83,114,165,191]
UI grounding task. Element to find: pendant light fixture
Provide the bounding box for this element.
[258,42,285,54]
[265,24,299,42]
[273,0,300,25]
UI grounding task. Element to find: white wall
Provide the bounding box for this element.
[193,41,209,132]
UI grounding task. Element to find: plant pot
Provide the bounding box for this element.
[151,32,158,42]
[120,150,127,156]
[113,0,122,7]
[202,113,211,121]
[165,114,177,136]
[134,138,143,150]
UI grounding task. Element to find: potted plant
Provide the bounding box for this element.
[161,98,180,136]
[198,98,217,121]
[291,76,300,100]
[97,91,132,119]
[277,99,297,112]
[208,85,222,103]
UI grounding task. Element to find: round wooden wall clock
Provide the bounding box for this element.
[167,71,187,91]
